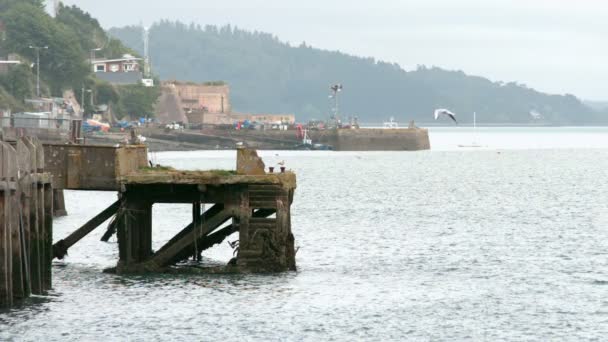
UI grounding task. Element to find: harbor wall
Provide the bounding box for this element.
[137,127,431,151]
[310,128,430,151]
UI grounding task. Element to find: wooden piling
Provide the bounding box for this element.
[16,139,31,295]
[116,195,153,272]
[0,137,53,308]
[52,189,67,217]
[0,143,10,307]
[43,184,53,289]
[8,142,26,299]
[1,142,14,307]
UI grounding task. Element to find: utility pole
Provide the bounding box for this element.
[143,26,151,77]
[53,0,60,17]
[29,45,48,98]
[330,84,343,127]
[81,85,91,118]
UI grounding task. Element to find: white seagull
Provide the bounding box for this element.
[434,109,458,124]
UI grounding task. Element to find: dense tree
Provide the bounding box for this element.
[2,2,89,94]
[0,64,35,101]
[110,21,603,124]
[0,2,159,117]
[115,84,161,119]
[0,0,43,12]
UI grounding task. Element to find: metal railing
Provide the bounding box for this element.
[0,116,72,131]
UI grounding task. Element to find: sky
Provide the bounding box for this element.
[56,0,608,100]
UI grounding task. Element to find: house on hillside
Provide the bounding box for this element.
[91,54,152,86]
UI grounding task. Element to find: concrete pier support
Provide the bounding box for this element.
[116,197,153,272]
[109,169,296,274]
[236,185,296,272]
[50,148,297,276]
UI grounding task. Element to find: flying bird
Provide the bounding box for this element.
[434,109,458,124]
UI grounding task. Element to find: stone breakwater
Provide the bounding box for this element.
[310,128,430,151]
[111,127,431,151]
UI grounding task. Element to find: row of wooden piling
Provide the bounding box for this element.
[0,137,53,308]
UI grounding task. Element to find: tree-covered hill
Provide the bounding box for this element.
[0,0,159,118]
[110,21,604,125]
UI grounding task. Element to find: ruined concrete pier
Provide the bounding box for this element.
[113,167,296,274]
[2,140,297,308]
[52,147,297,275]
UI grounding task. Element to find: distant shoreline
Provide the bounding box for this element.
[362,123,608,128]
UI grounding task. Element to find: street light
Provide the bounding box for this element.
[329,83,343,126]
[28,45,48,98]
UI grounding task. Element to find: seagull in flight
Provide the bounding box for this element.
[434,109,458,124]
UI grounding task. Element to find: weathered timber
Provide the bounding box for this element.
[53,189,67,217]
[0,143,10,307]
[115,198,153,271]
[0,137,53,308]
[236,184,296,272]
[99,216,118,242]
[139,207,234,272]
[192,201,202,260]
[171,208,277,265]
[43,184,53,289]
[154,203,224,259]
[53,200,120,259]
[10,174,24,300]
[12,142,22,296]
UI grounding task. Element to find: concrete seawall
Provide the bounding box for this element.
[95,127,431,151]
[310,128,430,151]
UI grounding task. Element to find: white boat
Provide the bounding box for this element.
[458,112,483,148]
[383,117,399,128]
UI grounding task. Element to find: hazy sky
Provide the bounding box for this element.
[57,0,607,100]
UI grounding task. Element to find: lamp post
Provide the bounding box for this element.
[330,83,343,127]
[28,45,48,98]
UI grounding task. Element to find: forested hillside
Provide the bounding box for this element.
[110,21,604,124]
[0,0,159,118]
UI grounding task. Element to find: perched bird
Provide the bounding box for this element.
[434,109,458,124]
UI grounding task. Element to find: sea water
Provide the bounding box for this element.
[1,127,607,341]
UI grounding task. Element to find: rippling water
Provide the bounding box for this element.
[2,128,608,341]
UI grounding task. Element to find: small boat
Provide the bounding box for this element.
[458,112,483,148]
[295,128,333,150]
[383,117,399,128]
